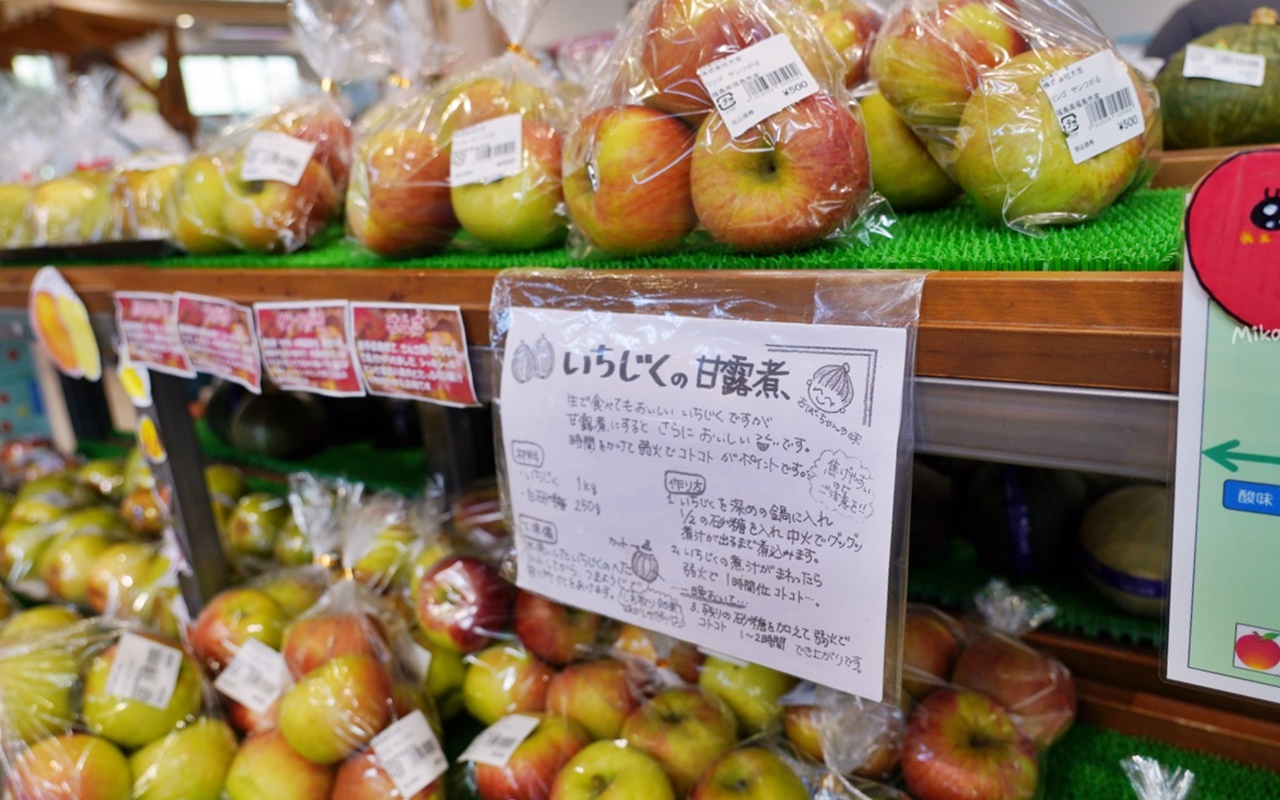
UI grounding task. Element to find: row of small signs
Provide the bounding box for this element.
[28,269,478,407]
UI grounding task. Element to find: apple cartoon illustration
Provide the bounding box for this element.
[1235,630,1280,672]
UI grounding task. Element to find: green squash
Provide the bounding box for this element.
[1157,7,1280,149]
[228,392,329,460]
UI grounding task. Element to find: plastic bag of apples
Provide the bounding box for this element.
[346,0,573,257]
[0,615,239,800]
[868,0,1162,232]
[897,582,1077,800]
[562,0,889,258]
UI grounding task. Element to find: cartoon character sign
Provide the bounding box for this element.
[807,362,855,414]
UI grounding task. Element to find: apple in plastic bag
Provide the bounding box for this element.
[224,729,336,800]
[619,686,738,794]
[450,117,567,252]
[222,156,339,254]
[438,77,554,138]
[860,91,960,211]
[81,634,205,749]
[333,749,445,800]
[951,48,1148,228]
[225,492,291,563]
[277,652,394,764]
[30,173,100,245]
[414,555,514,654]
[8,732,133,800]
[85,541,167,615]
[611,623,705,683]
[263,106,354,194]
[462,641,554,725]
[950,630,1077,747]
[347,128,459,257]
[690,92,870,253]
[901,689,1039,800]
[514,589,604,667]
[474,713,591,800]
[870,0,1028,128]
[562,104,697,256]
[803,0,883,88]
[902,604,963,699]
[190,586,289,674]
[130,717,239,800]
[782,697,903,781]
[37,524,124,607]
[688,747,809,800]
[0,631,81,744]
[171,155,235,255]
[546,658,643,741]
[549,740,676,800]
[0,605,82,643]
[0,183,33,246]
[697,654,797,734]
[282,611,384,678]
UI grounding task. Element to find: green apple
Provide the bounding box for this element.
[278,652,393,764]
[255,568,329,619]
[222,156,339,254]
[549,739,675,800]
[0,518,60,589]
[171,155,234,255]
[407,536,456,605]
[225,493,291,562]
[410,625,467,720]
[0,634,81,744]
[77,458,127,501]
[619,687,738,794]
[688,746,808,800]
[462,642,554,725]
[85,541,167,616]
[0,183,32,246]
[0,604,82,643]
[450,117,566,251]
[861,91,960,212]
[130,717,238,800]
[952,48,1149,228]
[273,516,313,567]
[350,520,419,592]
[30,174,100,245]
[37,525,124,606]
[12,475,95,524]
[8,732,132,800]
[546,658,642,741]
[82,634,205,748]
[698,655,797,735]
[224,729,335,800]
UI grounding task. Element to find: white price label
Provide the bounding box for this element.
[372,710,448,797]
[697,34,819,139]
[213,638,291,714]
[103,633,183,711]
[240,132,317,186]
[1039,50,1144,165]
[457,714,540,766]
[120,152,186,172]
[450,114,523,187]
[1183,44,1266,87]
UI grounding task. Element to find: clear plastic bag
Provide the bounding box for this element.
[1122,755,1196,800]
[561,0,885,257]
[78,153,184,244]
[868,0,1161,232]
[781,682,905,781]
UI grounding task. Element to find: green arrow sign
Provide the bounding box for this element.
[1202,439,1280,472]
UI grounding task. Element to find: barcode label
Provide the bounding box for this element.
[103,633,183,711]
[372,710,448,796]
[1183,44,1266,86]
[450,114,523,187]
[241,132,317,186]
[214,638,292,714]
[697,34,820,138]
[1039,51,1144,164]
[457,713,541,767]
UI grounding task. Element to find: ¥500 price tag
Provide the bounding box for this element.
[458,714,540,767]
[698,34,819,139]
[372,710,448,797]
[241,132,317,186]
[1039,50,1143,165]
[103,633,183,711]
[214,638,291,714]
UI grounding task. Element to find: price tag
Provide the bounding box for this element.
[1039,50,1144,165]
[697,34,819,139]
[103,633,183,711]
[115,292,195,378]
[214,639,291,714]
[458,714,540,766]
[1183,44,1266,87]
[254,301,365,398]
[450,114,523,187]
[371,710,448,797]
[350,303,479,406]
[240,132,317,186]
[176,293,263,394]
[120,152,186,172]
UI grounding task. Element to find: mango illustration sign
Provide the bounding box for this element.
[1169,148,1280,704]
[27,267,101,381]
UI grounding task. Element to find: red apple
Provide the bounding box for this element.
[562,104,697,256]
[347,128,458,257]
[950,631,1076,747]
[332,749,444,800]
[224,729,335,800]
[1236,631,1280,671]
[690,92,870,253]
[190,587,289,674]
[223,157,339,254]
[514,590,604,666]
[688,746,808,800]
[462,642,555,725]
[619,686,739,794]
[266,104,354,193]
[281,612,385,679]
[437,77,556,137]
[804,0,884,88]
[901,689,1039,800]
[546,658,644,741]
[278,652,394,764]
[414,555,514,654]
[902,605,963,699]
[869,0,1028,128]
[8,733,132,800]
[475,713,591,800]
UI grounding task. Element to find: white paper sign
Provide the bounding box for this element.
[371,710,448,797]
[500,308,909,702]
[214,639,292,714]
[1183,44,1266,87]
[698,34,820,139]
[451,114,523,186]
[240,132,317,186]
[1039,50,1144,164]
[103,633,183,710]
[457,714,540,766]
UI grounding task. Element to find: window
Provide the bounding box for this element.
[11,55,57,89]
[180,54,301,118]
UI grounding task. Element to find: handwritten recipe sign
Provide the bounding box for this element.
[500,308,909,701]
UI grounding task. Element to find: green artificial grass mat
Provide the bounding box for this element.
[1,188,1185,273]
[908,538,1166,648]
[1044,723,1280,799]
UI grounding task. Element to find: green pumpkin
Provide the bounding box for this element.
[228,391,329,460]
[1157,7,1280,149]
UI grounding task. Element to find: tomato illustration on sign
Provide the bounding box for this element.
[1187,149,1280,332]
